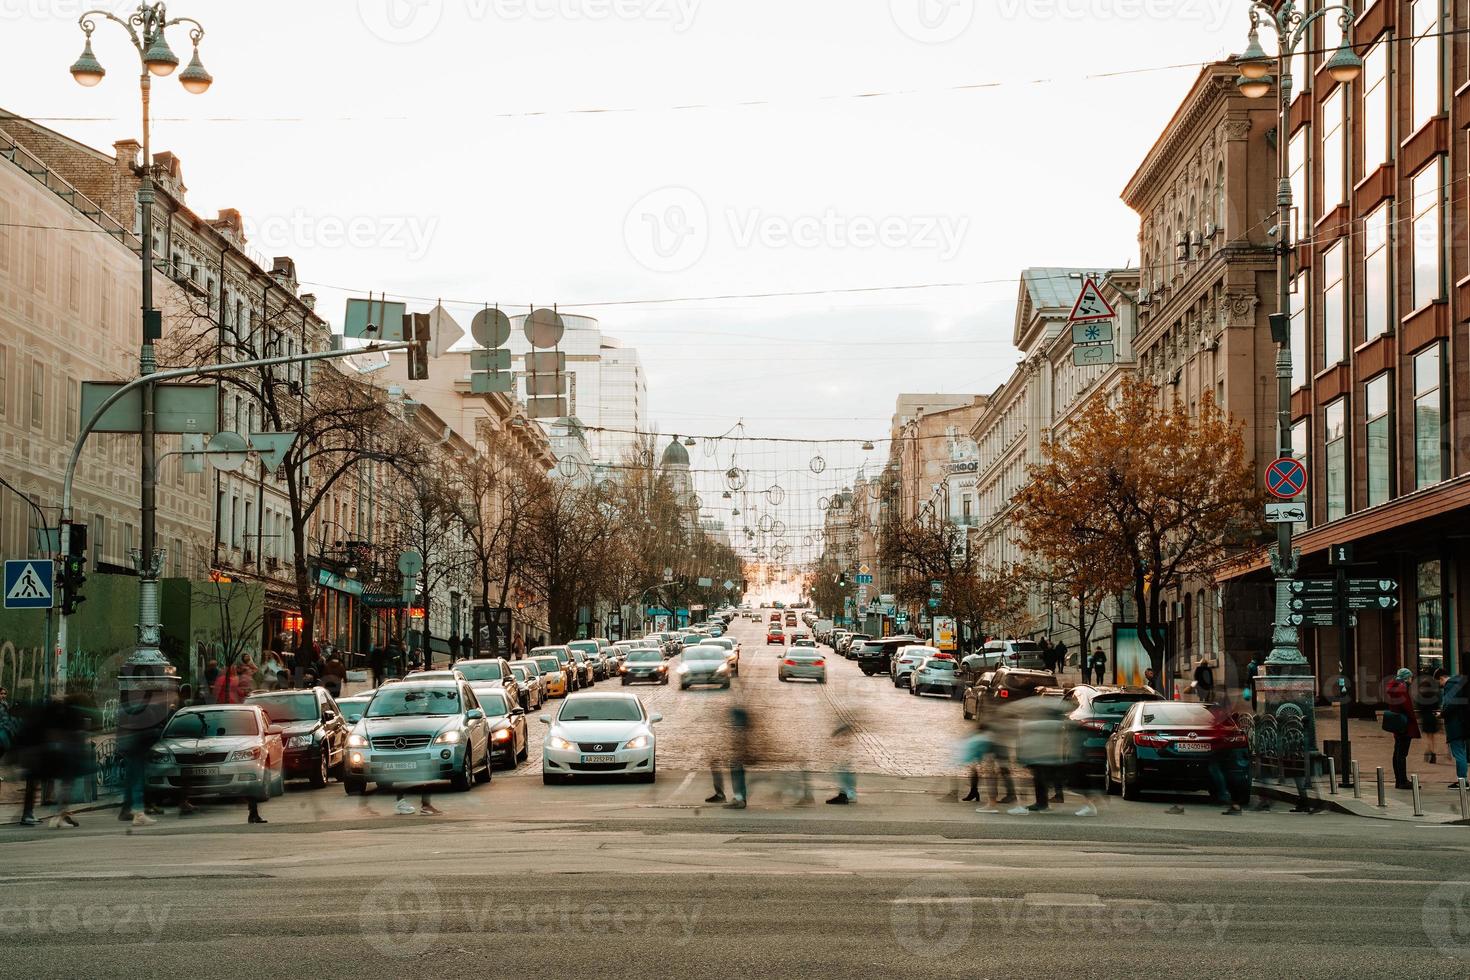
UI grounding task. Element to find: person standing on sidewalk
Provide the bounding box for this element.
[1419,668,1446,764]
[1438,669,1470,788]
[115,680,177,826]
[1193,659,1216,704]
[1088,647,1107,685]
[1384,668,1420,790]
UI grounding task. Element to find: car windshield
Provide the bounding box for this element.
[558,698,642,722]
[165,710,259,738]
[1140,703,1223,726]
[922,660,956,671]
[474,691,512,716]
[534,657,561,673]
[338,699,370,722]
[569,642,597,655]
[366,686,461,718]
[685,647,725,661]
[246,693,317,723]
[628,651,662,663]
[1004,674,1056,692]
[511,664,536,679]
[454,662,504,681]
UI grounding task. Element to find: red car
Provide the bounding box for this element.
[766,628,785,645]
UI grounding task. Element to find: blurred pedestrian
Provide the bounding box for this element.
[957,721,1015,811]
[1089,647,1107,685]
[202,660,221,703]
[1439,669,1470,788]
[706,705,754,809]
[116,681,176,826]
[322,651,346,699]
[1052,640,1068,676]
[512,633,526,661]
[1144,667,1158,693]
[1008,697,1069,814]
[827,718,857,805]
[1193,658,1216,704]
[1419,668,1446,764]
[369,643,386,686]
[395,791,442,816]
[1384,667,1419,790]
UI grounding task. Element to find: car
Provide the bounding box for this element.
[890,646,938,687]
[568,641,607,682]
[907,656,961,697]
[855,636,920,676]
[620,648,671,685]
[450,658,520,701]
[789,636,817,650]
[343,679,493,794]
[540,692,662,784]
[508,661,545,711]
[678,631,704,650]
[963,666,1057,721]
[531,653,570,698]
[336,693,374,724]
[838,633,871,659]
[703,636,741,676]
[956,653,990,691]
[778,648,826,683]
[244,687,350,787]
[532,646,580,691]
[146,704,285,803]
[1063,685,1166,776]
[467,685,530,768]
[567,646,597,688]
[977,639,1048,670]
[1104,700,1249,801]
[406,669,467,684]
[677,645,735,689]
[831,629,850,650]
[769,612,782,624]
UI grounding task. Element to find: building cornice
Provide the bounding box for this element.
[1122,66,1238,207]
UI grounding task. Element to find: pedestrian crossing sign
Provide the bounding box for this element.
[4,559,55,609]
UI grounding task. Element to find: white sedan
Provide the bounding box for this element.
[540,692,662,785]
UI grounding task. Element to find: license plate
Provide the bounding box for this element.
[379,761,418,770]
[1173,742,1212,752]
[183,766,219,776]
[581,755,616,764]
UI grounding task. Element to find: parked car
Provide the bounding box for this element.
[956,653,990,691]
[343,679,493,794]
[508,661,545,711]
[778,648,826,684]
[532,646,580,691]
[466,685,530,769]
[146,704,284,803]
[1063,685,1165,776]
[1104,700,1249,801]
[451,658,519,701]
[620,648,670,685]
[540,692,662,784]
[838,633,871,659]
[567,646,597,688]
[531,653,570,698]
[977,639,1048,670]
[890,646,939,687]
[962,666,1057,721]
[244,687,350,787]
[855,636,920,676]
[677,645,734,689]
[568,641,606,682]
[909,656,961,698]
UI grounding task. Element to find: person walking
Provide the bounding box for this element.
[958,720,1016,811]
[1193,658,1216,704]
[512,632,526,662]
[1384,667,1420,790]
[322,651,346,700]
[1088,647,1107,685]
[115,679,176,826]
[1008,697,1068,814]
[827,718,857,805]
[706,705,755,808]
[1439,669,1470,788]
[1419,668,1446,764]
[1052,640,1068,677]
[369,643,386,688]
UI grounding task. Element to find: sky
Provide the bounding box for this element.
[3,0,1251,563]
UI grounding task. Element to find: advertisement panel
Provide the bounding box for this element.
[934,616,957,652]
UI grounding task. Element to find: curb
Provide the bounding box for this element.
[1251,781,1461,823]
[1,796,120,826]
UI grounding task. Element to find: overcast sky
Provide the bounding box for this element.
[5,0,1249,561]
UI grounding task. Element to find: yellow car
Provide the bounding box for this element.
[532,654,569,697]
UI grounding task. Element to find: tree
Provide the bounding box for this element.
[1011,379,1259,670]
[518,480,625,641]
[384,449,466,665]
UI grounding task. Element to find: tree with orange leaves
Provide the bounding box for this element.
[1012,378,1259,669]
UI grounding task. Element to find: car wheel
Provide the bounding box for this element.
[517,742,529,763]
[818,676,827,685]
[452,750,474,792]
[344,778,365,796]
[309,752,329,788]
[722,680,731,689]
[271,765,285,798]
[1121,758,1142,801]
[661,676,669,685]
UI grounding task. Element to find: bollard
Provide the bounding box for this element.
[1326,757,1338,796]
[1375,767,1387,808]
[1352,761,1362,800]
[1411,775,1424,817]
[1459,780,1469,823]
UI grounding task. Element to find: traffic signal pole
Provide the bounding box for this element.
[54,340,411,688]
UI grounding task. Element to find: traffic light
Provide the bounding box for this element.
[406,312,431,380]
[837,571,848,587]
[60,521,88,616]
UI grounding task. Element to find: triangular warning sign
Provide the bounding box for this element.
[1067,277,1117,323]
[6,562,51,601]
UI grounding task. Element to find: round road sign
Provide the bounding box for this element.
[471,307,511,348]
[1264,457,1308,500]
[524,308,565,349]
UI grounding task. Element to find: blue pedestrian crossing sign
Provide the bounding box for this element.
[4,559,55,609]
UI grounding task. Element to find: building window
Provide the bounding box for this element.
[66,379,78,440]
[1361,40,1389,175]
[1411,158,1443,310]
[1290,273,1308,390]
[1324,398,1348,522]
[1291,419,1310,531]
[1214,162,1225,231]
[1417,559,1444,674]
[0,347,7,419]
[1414,343,1446,489]
[1321,86,1345,210]
[1410,0,1441,134]
[1365,373,1392,507]
[30,360,44,429]
[1363,203,1391,340]
[1288,129,1308,241]
[1322,240,1346,366]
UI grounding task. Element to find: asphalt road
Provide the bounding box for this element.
[4,615,1470,978]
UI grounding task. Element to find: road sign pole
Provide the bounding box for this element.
[1334,554,1353,787]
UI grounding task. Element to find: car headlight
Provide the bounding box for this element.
[226,747,261,762]
[287,734,315,749]
[347,733,368,747]
[624,735,650,750]
[148,747,172,763]
[433,729,462,744]
[548,735,576,751]
[491,727,513,741]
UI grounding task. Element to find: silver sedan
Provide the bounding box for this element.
[778,649,827,684]
[909,656,961,697]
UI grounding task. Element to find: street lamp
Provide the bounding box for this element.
[69,3,212,687]
[1232,4,1358,676]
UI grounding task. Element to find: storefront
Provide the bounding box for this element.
[314,567,364,657]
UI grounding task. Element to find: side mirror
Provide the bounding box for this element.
[510,707,525,716]
[322,709,337,722]
[465,708,486,721]
[266,725,284,736]
[649,712,663,724]
[539,715,552,725]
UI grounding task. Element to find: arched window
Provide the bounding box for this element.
[1215,161,1226,230]
[1183,592,1194,656]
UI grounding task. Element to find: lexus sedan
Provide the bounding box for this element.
[343,680,492,794]
[540,692,662,784]
[146,704,284,803]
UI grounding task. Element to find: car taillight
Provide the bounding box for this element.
[812,660,825,667]
[1133,733,1171,748]
[998,689,1009,698]
[783,659,798,666]
[1079,719,1109,731]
